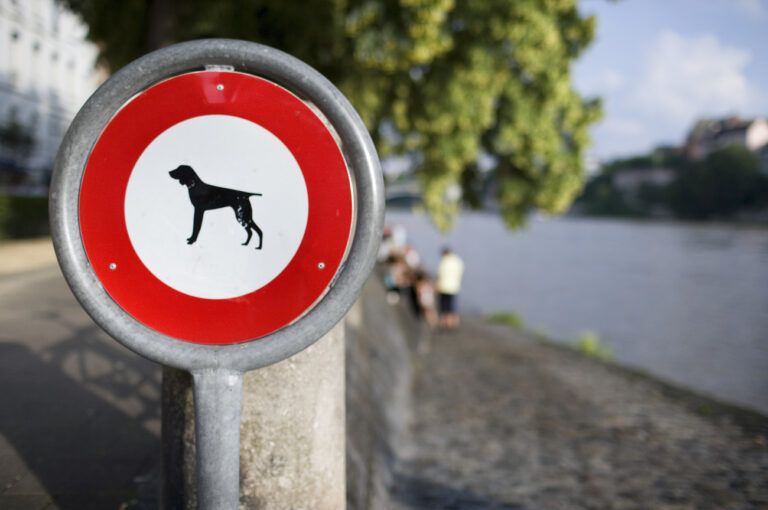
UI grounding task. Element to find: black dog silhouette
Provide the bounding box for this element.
[169,165,263,249]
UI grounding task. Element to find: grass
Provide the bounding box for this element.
[0,194,49,240]
[486,311,614,361]
[574,330,614,361]
[487,311,524,329]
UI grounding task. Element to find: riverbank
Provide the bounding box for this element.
[386,210,768,415]
[388,313,768,509]
[344,273,768,509]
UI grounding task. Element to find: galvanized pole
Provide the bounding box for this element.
[192,369,244,510]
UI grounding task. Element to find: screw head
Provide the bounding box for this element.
[216,84,224,91]
[109,263,117,270]
[318,262,325,270]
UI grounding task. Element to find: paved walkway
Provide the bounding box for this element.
[0,239,160,510]
[393,318,768,510]
[0,237,57,276]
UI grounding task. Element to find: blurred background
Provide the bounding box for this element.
[2,0,764,412]
[0,0,766,507]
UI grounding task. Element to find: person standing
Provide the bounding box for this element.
[436,247,464,330]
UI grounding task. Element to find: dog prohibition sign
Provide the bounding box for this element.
[51,40,385,510]
[169,164,264,249]
[75,70,354,343]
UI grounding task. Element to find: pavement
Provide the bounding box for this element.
[391,317,768,510]
[0,238,58,276]
[0,238,160,510]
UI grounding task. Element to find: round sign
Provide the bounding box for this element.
[51,40,383,372]
[78,71,353,344]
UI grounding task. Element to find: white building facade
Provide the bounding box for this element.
[686,117,768,162]
[0,0,102,189]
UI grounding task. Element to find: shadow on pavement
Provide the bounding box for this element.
[0,316,160,508]
[42,321,161,429]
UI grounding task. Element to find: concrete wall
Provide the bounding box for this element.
[161,273,419,509]
[345,275,422,510]
[162,325,346,510]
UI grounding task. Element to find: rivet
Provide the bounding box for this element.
[216,84,224,91]
[318,262,325,270]
[109,263,117,270]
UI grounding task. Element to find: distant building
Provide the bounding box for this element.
[0,0,103,190]
[610,166,674,216]
[611,166,675,194]
[685,117,768,161]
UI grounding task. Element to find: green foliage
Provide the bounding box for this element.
[0,195,50,240]
[601,155,654,174]
[487,310,524,329]
[578,144,768,220]
[601,148,685,176]
[635,181,669,208]
[574,331,612,361]
[577,173,640,217]
[59,0,601,230]
[530,327,549,341]
[669,145,768,220]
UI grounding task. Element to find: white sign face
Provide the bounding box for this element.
[124,114,309,299]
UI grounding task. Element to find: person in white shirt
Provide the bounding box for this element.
[436,247,464,329]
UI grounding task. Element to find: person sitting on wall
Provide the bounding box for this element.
[414,268,438,329]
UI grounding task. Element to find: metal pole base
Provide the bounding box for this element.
[192,369,243,510]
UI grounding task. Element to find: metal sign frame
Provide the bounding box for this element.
[50,39,384,373]
[49,39,384,509]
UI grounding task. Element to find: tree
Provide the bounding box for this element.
[577,172,638,217]
[60,0,601,229]
[669,145,767,219]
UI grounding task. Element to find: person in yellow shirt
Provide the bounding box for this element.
[436,247,464,329]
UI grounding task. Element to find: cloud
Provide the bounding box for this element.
[600,117,646,137]
[588,117,655,159]
[734,0,766,17]
[575,69,626,96]
[635,31,764,132]
[577,29,767,161]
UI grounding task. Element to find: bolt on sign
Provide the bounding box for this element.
[50,40,384,510]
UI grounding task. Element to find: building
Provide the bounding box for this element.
[0,0,102,191]
[685,117,768,161]
[611,166,675,194]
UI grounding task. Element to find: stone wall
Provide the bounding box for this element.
[160,273,419,509]
[345,275,422,510]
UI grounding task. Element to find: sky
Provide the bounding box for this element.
[572,0,768,164]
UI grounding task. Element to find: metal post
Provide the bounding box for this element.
[192,369,244,510]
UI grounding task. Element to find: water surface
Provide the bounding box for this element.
[387,210,768,414]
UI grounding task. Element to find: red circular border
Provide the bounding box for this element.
[79,71,353,345]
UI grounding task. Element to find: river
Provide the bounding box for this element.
[385,210,768,415]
